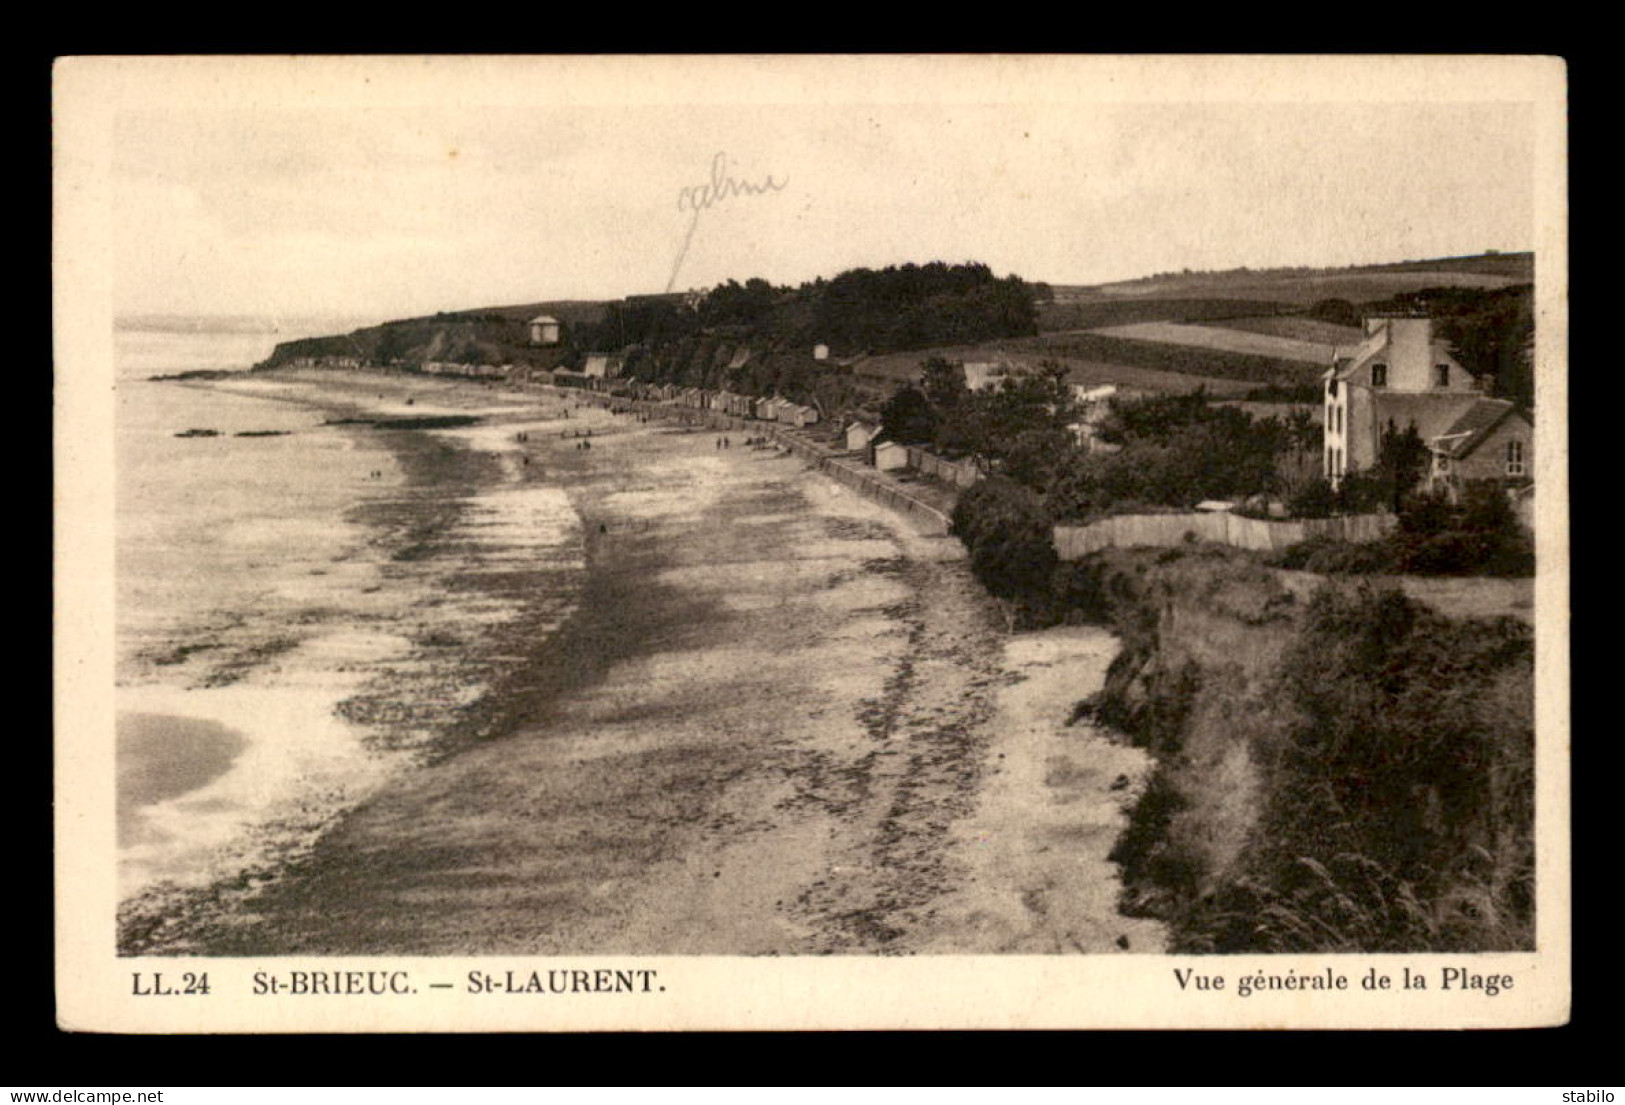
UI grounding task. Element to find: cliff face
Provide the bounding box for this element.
[260,320,550,370]
[256,302,610,370]
[1075,546,1534,953]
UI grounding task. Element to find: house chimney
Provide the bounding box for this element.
[1386,316,1432,390]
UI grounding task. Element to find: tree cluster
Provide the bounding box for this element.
[815,263,1038,352]
[1046,391,1298,521]
[1276,482,1533,578]
[1290,420,1430,519]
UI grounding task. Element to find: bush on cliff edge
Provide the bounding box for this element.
[950,476,1057,623]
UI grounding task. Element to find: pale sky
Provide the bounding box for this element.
[106,62,1540,324]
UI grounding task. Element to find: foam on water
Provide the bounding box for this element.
[117,680,404,895]
[115,352,587,908]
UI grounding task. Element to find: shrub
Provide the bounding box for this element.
[1270,535,1331,571]
[1050,560,1110,623]
[950,476,1058,609]
[1288,478,1337,519]
[1109,770,1194,900]
[1390,485,1535,577]
[1272,534,1396,574]
[1308,297,1361,327]
[879,384,937,445]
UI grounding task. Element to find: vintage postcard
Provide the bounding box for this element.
[54,54,1569,1032]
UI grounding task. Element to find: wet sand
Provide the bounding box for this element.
[137,373,1161,956]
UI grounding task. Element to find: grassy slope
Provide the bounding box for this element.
[1054,252,1534,305]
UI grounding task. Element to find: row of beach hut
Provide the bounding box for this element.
[624,381,823,428]
[421,361,515,380]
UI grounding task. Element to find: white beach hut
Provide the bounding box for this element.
[873,440,909,472]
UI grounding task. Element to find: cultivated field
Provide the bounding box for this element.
[1081,269,1526,305]
[1053,253,1534,308]
[848,344,1259,397]
[1035,297,1290,333]
[1203,315,1365,346]
[1087,321,1337,365]
[1013,333,1323,389]
[1052,358,1257,396]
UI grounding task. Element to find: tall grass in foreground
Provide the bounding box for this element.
[1093,551,1535,953]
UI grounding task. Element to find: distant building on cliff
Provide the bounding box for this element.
[529,315,561,346]
[1322,313,1532,499]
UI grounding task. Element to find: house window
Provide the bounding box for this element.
[1506,439,1526,476]
[1371,363,1387,387]
[1328,379,1338,398]
[1325,447,1333,477]
[1435,363,1450,387]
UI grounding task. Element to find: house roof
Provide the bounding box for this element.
[1370,392,1485,444]
[1325,324,1468,384]
[1326,329,1388,380]
[1430,398,1529,459]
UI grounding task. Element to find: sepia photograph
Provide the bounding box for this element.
[54,54,1568,1031]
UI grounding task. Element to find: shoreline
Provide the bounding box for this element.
[123,368,1162,957]
[118,372,589,947]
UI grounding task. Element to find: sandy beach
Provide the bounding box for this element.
[123,370,1161,956]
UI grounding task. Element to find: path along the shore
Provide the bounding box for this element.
[182,376,1162,956]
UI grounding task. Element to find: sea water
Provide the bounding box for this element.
[112,322,585,912]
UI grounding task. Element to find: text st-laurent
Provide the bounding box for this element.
[466,968,662,995]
